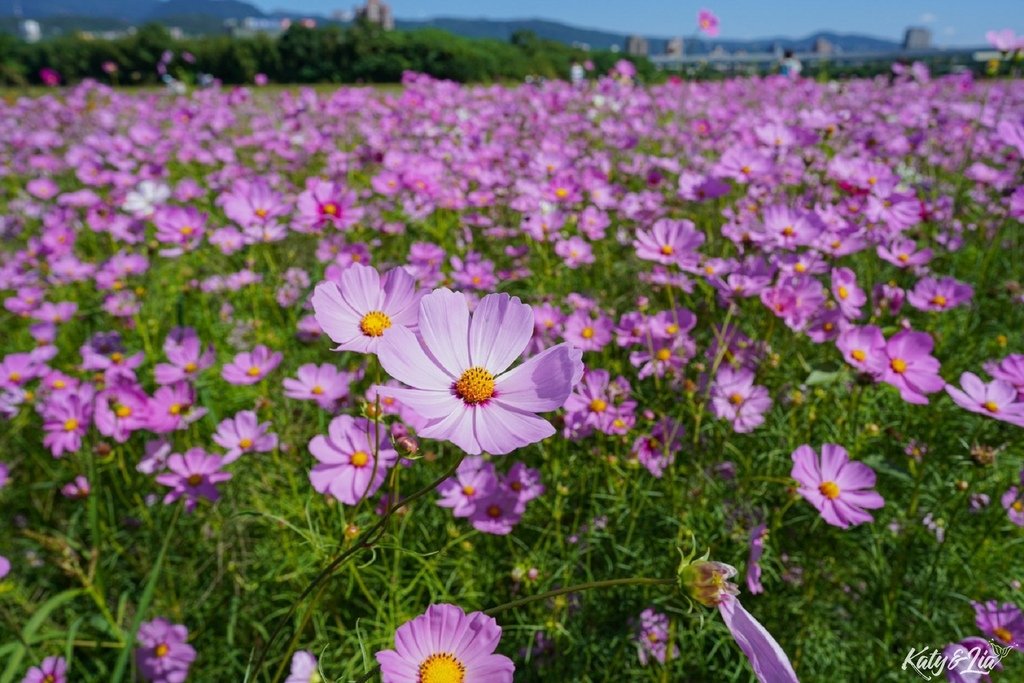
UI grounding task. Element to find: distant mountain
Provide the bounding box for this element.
[1,1,906,54]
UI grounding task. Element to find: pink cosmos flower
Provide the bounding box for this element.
[791,443,884,528]
[877,237,932,269]
[284,651,319,683]
[154,327,215,385]
[633,218,704,268]
[830,267,866,319]
[1002,483,1024,527]
[22,656,67,683]
[375,289,583,455]
[0,555,9,579]
[213,410,278,463]
[562,310,613,352]
[283,363,355,408]
[746,524,768,594]
[40,388,93,458]
[436,456,499,517]
[155,448,232,513]
[221,345,282,385]
[634,608,677,665]
[867,329,945,405]
[554,236,595,268]
[907,276,974,313]
[311,263,423,354]
[147,382,205,434]
[468,485,525,535]
[94,382,151,443]
[296,178,362,232]
[375,603,514,682]
[985,354,1024,398]
[836,325,886,373]
[972,600,1024,651]
[152,205,205,254]
[709,366,772,433]
[717,595,798,683]
[308,415,398,505]
[942,637,1003,682]
[61,475,90,499]
[946,372,1024,427]
[697,9,720,37]
[135,618,196,683]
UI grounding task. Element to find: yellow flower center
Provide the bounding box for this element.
[169,403,181,415]
[8,372,20,382]
[897,253,909,263]
[819,481,841,500]
[993,627,1013,644]
[246,366,262,377]
[589,398,608,413]
[983,401,999,413]
[53,379,66,389]
[660,244,674,255]
[665,323,679,335]
[728,392,744,406]
[890,358,908,373]
[704,265,715,274]
[487,504,502,518]
[359,310,392,337]
[1013,500,1023,513]
[782,225,795,237]
[740,165,751,175]
[794,263,807,273]
[155,643,169,658]
[311,385,324,395]
[184,362,198,373]
[255,207,268,218]
[454,367,495,405]
[656,348,672,362]
[321,202,339,216]
[186,474,202,487]
[115,404,132,418]
[180,225,194,236]
[462,485,475,496]
[555,187,569,199]
[64,418,79,431]
[930,294,947,307]
[110,352,124,364]
[350,450,369,467]
[239,438,253,449]
[581,326,594,339]
[418,652,465,683]
[851,349,866,362]
[837,286,849,300]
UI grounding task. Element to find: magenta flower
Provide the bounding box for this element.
[633,218,704,268]
[375,289,583,455]
[709,366,772,433]
[468,486,525,535]
[152,205,206,254]
[943,637,1003,682]
[562,310,613,353]
[61,474,90,499]
[631,418,683,478]
[436,456,499,517]
[40,388,93,458]
[972,601,1024,651]
[0,555,9,579]
[791,443,884,528]
[907,276,974,312]
[554,236,595,268]
[213,410,278,463]
[1002,480,1024,527]
[155,448,232,513]
[22,656,67,683]
[697,9,720,37]
[154,327,214,385]
[311,263,422,354]
[221,345,282,385]
[296,178,362,232]
[877,237,932,269]
[94,383,151,443]
[135,618,196,683]
[717,595,798,683]
[946,372,1024,426]
[308,415,398,505]
[867,329,945,405]
[830,267,865,319]
[283,363,354,408]
[836,325,886,373]
[375,603,514,682]
[985,354,1024,398]
[147,382,205,434]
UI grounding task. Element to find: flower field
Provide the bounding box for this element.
[2,67,1024,682]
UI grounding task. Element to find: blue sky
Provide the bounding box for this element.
[251,0,1023,46]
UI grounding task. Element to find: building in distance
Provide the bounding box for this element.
[626,35,649,57]
[665,37,684,56]
[903,27,932,50]
[355,0,395,31]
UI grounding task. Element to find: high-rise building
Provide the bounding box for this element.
[626,35,649,57]
[355,0,395,31]
[665,37,684,56]
[903,27,932,50]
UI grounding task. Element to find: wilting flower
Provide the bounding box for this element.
[155,448,232,512]
[375,603,514,682]
[22,656,67,683]
[972,601,1024,651]
[311,263,422,354]
[135,618,196,683]
[375,289,583,455]
[222,345,282,385]
[308,415,398,505]
[791,443,884,528]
